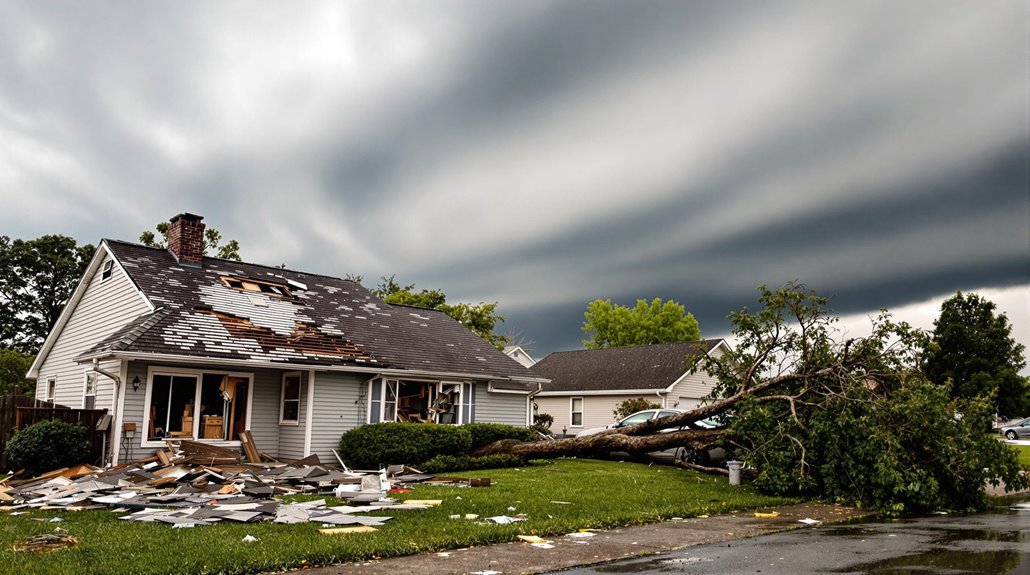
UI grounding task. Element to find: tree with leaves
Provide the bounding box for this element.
[613,397,661,419]
[477,283,1028,512]
[582,297,700,348]
[372,275,507,349]
[0,235,95,354]
[0,347,33,395]
[924,292,1029,418]
[139,222,242,261]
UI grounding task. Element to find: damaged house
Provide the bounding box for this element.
[27,213,546,465]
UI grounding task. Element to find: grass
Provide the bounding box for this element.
[0,458,795,575]
[1011,444,1030,467]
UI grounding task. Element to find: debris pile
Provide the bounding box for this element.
[0,441,443,528]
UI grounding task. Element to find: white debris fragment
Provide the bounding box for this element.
[797,518,822,525]
[242,535,258,543]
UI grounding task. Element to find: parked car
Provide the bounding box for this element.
[999,418,1030,440]
[575,409,728,465]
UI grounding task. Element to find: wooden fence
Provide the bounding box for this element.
[0,395,109,471]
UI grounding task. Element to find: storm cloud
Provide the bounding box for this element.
[0,1,1026,357]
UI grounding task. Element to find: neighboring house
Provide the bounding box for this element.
[28,213,546,465]
[503,345,536,368]
[530,339,728,433]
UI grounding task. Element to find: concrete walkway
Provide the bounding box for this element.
[299,503,873,575]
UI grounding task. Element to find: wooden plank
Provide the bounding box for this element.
[239,430,260,463]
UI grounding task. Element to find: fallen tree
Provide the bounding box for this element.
[475,283,1029,512]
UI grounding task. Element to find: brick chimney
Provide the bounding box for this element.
[166,213,206,266]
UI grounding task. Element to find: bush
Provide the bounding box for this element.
[420,453,525,473]
[338,422,471,469]
[533,412,554,430]
[464,423,537,451]
[5,419,90,475]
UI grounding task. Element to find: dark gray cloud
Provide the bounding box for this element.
[0,1,1026,359]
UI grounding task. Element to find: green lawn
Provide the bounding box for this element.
[0,458,794,575]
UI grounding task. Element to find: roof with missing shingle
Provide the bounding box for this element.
[79,240,538,381]
[530,339,723,392]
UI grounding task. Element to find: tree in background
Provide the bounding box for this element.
[0,348,33,395]
[139,222,242,261]
[0,235,95,354]
[925,292,1029,418]
[582,297,700,349]
[613,397,661,419]
[373,275,508,349]
[477,283,1028,513]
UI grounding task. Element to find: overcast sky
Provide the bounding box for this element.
[1,1,1027,361]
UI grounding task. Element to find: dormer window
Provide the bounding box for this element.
[101,260,114,282]
[220,276,294,298]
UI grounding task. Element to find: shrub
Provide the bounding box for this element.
[533,412,554,430]
[420,453,525,473]
[464,422,537,452]
[337,422,471,469]
[5,419,90,475]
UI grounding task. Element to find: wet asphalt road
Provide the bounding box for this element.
[552,500,1030,575]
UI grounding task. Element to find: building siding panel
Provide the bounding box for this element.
[475,386,528,426]
[36,251,150,407]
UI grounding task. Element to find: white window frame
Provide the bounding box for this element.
[141,366,254,448]
[44,376,57,402]
[82,370,97,409]
[280,372,302,425]
[570,396,584,428]
[434,381,463,425]
[100,260,114,282]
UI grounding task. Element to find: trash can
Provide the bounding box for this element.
[726,460,743,485]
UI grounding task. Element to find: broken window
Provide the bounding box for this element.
[369,379,472,424]
[280,373,301,424]
[82,372,97,409]
[146,371,252,442]
[570,397,584,427]
[221,276,294,298]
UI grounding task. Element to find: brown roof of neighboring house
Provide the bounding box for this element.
[530,339,723,392]
[79,240,539,381]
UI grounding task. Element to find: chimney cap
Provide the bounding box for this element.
[170,213,204,224]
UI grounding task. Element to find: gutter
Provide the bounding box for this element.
[78,351,548,384]
[91,359,121,466]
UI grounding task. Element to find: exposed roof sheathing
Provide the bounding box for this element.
[531,339,722,392]
[81,240,535,380]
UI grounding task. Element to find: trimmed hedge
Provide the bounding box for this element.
[5,419,90,475]
[337,422,537,469]
[338,422,472,469]
[420,453,525,473]
[464,422,537,451]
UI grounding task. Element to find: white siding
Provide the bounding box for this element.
[536,394,663,433]
[35,251,150,408]
[308,372,365,463]
[666,348,723,406]
[475,386,529,426]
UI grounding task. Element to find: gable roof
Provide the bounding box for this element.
[531,339,723,393]
[73,240,541,382]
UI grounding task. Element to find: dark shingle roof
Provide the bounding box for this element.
[530,339,722,392]
[82,240,538,381]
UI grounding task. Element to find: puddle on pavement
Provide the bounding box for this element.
[594,555,713,573]
[837,549,1026,574]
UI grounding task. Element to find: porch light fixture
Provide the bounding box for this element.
[132,376,142,392]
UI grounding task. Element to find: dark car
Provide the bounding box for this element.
[1000,418,1030,440]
